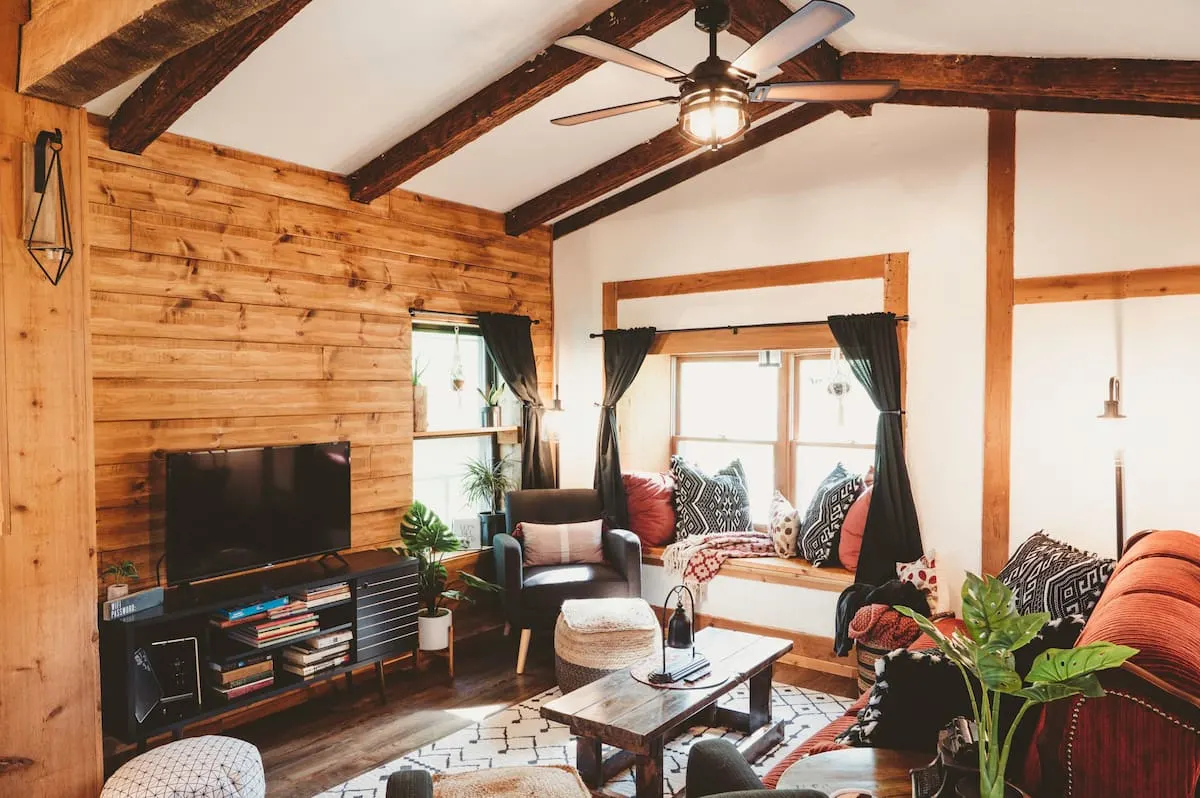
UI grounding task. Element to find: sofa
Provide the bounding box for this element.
[763,529,1200,797]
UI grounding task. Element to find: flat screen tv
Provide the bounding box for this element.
[165,442,351,585]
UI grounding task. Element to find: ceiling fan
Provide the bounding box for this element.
[550,0,897,149]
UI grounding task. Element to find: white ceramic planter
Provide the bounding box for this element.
[418,608,452,651]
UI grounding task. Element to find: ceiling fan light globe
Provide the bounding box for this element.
[678,86,749,149]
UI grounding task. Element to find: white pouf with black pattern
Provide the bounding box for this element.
[101,735,265,798]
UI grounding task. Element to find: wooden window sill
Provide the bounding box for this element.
[413,425,519,441]
[641,545,854,593]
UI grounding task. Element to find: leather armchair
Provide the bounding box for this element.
[687,740,828,798]
[493,488,642,673]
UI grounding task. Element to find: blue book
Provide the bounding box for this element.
[220,596,288,621]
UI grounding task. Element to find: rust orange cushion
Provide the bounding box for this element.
[622,471,676,547]
[838,485,872,571]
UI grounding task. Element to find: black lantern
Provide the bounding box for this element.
[25,129,74,286]
[649,584,710,684]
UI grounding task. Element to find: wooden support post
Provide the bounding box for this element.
[981,109,1017,575]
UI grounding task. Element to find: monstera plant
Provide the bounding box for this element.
[897,574,1137,798]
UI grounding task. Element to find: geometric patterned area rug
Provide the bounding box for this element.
[313,683,855,798]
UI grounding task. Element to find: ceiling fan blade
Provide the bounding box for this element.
[551,97,679,127]
[555,35,686,80]
[751,80,899,103]
[732,0,854,78]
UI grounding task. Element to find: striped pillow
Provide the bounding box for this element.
[518,519,605,566]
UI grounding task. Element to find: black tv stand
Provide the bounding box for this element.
[99,549,417,750]
[318,551,350,569]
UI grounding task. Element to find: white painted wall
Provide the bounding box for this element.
[554,105,989,636]
[553,106,1200,640]
[1010,113,1200,558]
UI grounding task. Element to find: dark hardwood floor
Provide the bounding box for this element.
[184,628,857,797]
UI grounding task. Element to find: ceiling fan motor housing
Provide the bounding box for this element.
[694,0,731,33]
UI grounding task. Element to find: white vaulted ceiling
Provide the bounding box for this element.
[85,0,1200,214]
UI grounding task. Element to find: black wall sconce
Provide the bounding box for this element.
[24,129,74,286]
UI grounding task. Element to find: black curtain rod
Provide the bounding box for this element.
[409,307,540,324]
[588,316,908,339]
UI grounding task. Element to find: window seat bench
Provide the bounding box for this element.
[641,546,854,593]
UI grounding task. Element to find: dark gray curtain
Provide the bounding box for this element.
[477,312,556,489]
[594,328,656,528]
[828,312,923,585]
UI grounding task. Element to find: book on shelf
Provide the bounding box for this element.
[282,642,349,666]
[211,658,274,686]
[217,596,289,622]
[214,668,276,691]
[266,600,310,620]
[227,621,319,648]
[209,611,268,630]
[302,629,353,651]
[211,673,274,701]
[207,652,272,673]
[282,654,349,679]
[250,611,318,634]
[294,583,351,609]
[305,592,351,609]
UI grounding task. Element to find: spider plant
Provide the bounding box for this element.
[477,383,505,407]
[461,455,518,514]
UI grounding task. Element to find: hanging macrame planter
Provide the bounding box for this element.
[827,349,854,427]
[450,326,466,392]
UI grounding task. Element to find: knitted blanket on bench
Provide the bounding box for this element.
[662,532,776,599]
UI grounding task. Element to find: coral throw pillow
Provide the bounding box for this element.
[622,471,676,547]
[518,520,605,566]
[838,485,872,572]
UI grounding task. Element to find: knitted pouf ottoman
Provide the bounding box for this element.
[100,735,265,798]
[554,597,660,693]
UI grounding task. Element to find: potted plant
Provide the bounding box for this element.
[400,501,500,651]
[896,573,1137,798]
[412,356,428,433]
[101,560,138,601]
[478,383,505,427]
[462,455,518,546]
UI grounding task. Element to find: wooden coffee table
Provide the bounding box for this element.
[775,748,933,797]
[540,626,792,798]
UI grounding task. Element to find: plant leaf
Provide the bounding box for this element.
[1015,674,1105,703]
[961,573,1022,648]
[1026,643,1138,684]
[460,571,502,593]
[974,648,1022,693]
[894,606,971,668]
[987,611,1050,654]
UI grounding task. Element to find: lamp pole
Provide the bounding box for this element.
[1098,377,1126,556]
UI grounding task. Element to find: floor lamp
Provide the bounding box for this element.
[1097,377,1126,555]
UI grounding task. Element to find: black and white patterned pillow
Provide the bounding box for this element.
[837,614,1087,749]
[670,456,753,539]
[797,463,863,566]
[998,532,1115,619]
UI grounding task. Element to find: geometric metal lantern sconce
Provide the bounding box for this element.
[23,128,74,286]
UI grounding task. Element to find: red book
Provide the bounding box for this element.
[210,611,268,630]
[214,674,274,700]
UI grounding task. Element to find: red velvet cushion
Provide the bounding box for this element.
[838,485,872,571]
[622,471,676,547]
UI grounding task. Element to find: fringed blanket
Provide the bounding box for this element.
[662,532,776,599]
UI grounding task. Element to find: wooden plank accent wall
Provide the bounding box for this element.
[85,118,554,594]
[981,110,1016,576]
[0,3,103,792]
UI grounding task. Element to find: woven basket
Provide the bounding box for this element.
[855,641,891,694]
[554,599,660,693]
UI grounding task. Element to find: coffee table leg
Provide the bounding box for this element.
[748,664,773,731]
[576,736,602,788]
[634,739,663,798]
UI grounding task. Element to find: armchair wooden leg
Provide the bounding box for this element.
[516,628,532,674]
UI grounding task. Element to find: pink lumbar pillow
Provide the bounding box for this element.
[518,519,605,566]
[838,485,872,572]
[622,471,676,547]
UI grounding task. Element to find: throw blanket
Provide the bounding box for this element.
[847,604,921,650]
[662,532,776,599]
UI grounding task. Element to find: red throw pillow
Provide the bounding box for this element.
[838,485,872,572]
[622,471,676,547]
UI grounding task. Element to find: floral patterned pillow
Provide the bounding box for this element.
[897,549,938,605]
[768,491,801,557]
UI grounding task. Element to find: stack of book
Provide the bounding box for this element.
[209,596,291,630]
[223,601,320,649]
[208,654,274,703]
[293,581,350,609]
[282,629,353,680]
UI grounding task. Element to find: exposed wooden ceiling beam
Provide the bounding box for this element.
[347,0,692,205]
[890,89,1200,120]
[18,0,282,106]
[553,104,836,238]
[108,0,313,154]
[844,52,1200,105]
[727,0,870,118]
[504,0,871,236]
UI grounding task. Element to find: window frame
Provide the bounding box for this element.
[670,349,876,525]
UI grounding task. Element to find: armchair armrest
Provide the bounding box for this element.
[385,769,432,798]
[493,532,523,622]
[687,740,828,798]
[603,527,642,598]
